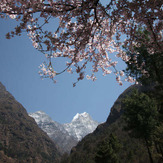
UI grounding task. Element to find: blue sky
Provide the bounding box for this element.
[0,18,132,124]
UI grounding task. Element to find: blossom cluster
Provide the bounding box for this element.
[39,63,56,80]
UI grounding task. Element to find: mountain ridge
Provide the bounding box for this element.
[29,111,99,153]
[29,111,78,154]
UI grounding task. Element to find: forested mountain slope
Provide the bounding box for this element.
[0,82,61,163]
[64,85,152,163]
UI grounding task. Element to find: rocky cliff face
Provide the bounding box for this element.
[0,82,61,163]
[106,84,141,125]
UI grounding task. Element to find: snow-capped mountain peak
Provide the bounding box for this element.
[64,112,99,141]
[29,111,99,151]
[29,111,78,153]
[72,112,90,122]
[29,111,53,124]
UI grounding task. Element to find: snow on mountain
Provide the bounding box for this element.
[63,112,99,141]
[29,111,99,152]
[29,111,77,153]
[29,111,61,135]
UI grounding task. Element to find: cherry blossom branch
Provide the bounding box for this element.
[1,0,162,86]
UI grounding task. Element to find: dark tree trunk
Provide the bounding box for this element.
[158,144,163,158]
[154,141,160,154]
[145,138,154,163]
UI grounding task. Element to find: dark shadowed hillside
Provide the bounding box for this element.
[63,85,152,163]
[0,82,61,163]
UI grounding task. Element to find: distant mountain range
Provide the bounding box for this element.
[29,111,99,153]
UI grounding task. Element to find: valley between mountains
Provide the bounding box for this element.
[1,82,162,163]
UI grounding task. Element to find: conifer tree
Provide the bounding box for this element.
[95,133,121,163]
[123,89,159,163]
